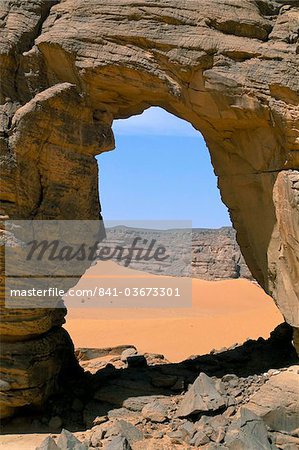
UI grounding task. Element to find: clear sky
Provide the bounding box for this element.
[96,107,231,229]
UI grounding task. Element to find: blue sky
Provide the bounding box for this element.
[96,107,231,228]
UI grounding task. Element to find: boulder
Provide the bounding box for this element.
[245,369,299,433]
[120,348,137,362]
[36,437,60,450]
[190,430,210,446]
[225,408,272,450]
[141,399,169,423]
[57,429,88,450]
[176,373,227,418]
[48,416,63,430]
[90,425,106,447]
[123,395,167,412]
[115,420,144,445]
[178,421,196,440]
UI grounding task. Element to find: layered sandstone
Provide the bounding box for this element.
[0,0,298,417]
[192,228,252,280]
[103,226,252,280]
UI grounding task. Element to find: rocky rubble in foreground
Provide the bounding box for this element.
[3,324,297,450]
[36,368,299,450]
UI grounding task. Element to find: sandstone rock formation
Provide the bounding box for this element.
[0,0,298,417]
[175,372,227,418]
[192,228,252,280]
[105,226,253,280]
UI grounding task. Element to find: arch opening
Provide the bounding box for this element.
[63,107,281,364]
[99,107,231,228]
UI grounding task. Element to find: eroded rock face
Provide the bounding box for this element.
[0,0,298,416]
[106,226,253,280]
[192,228,252,280]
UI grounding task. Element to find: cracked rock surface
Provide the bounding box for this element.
[0,0,298,416]
[2,323,298,449]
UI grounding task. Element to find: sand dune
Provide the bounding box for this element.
[64,262,282,362]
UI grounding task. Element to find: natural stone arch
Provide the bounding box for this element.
[0,0,298,417]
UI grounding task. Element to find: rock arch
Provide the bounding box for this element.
[0,0,298,417]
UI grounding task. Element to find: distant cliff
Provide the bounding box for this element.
[192,227,252,281]
[104,226,253,281]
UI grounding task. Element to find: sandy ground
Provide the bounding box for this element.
[64,261,282,362]
[0,262,282,449]
[0,432,87,450]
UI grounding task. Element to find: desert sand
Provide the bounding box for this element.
[64,261,282,362]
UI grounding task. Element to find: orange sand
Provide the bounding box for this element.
[64,262,282,362]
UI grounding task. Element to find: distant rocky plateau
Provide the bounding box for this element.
[103,226,253,281]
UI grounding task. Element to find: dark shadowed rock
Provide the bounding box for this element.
[176,373,227,418]
[126,355,147,368]
[83,400,109,428]
[48,416,63,430]
[71,398,84,412]
[150,372,178,388]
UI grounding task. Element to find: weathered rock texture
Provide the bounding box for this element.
[3,325,298,450]
[0,0,298,417]
[104,226,253,279]
[192,228,252,280]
